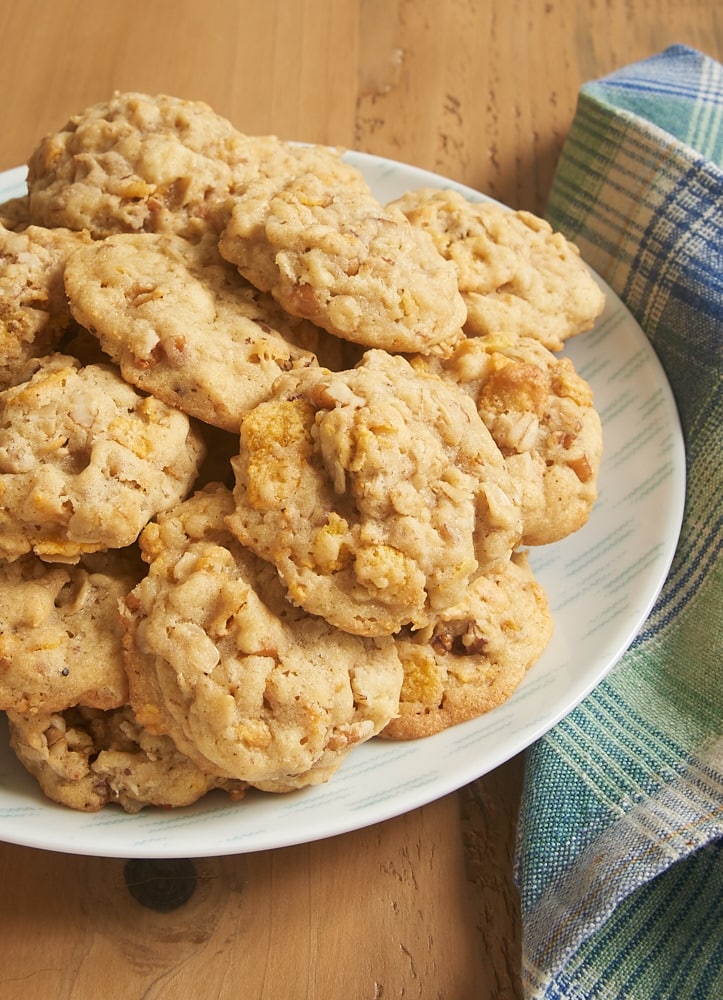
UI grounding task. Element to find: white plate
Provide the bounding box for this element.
[0,155,685,858]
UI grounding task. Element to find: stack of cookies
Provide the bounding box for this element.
[0,92,604,812]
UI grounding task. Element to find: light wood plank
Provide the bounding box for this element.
[0,795,499,999]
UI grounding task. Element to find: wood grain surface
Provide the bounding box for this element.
[0,3,721,998]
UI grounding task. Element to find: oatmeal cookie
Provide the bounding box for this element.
[219,172,466,353]
[0,195,29,231]
[1,222,92,390]
[26,91,262,239]
[389,187,605,350]
[120,484,403,791]
[64,231,319,431]
[0,354,205,563]
[415,335,602,544]
[382,550,553,739]
[226,350,522,636]
[7,704,246,813]
[247,138,372,194]
[0,548,142,715]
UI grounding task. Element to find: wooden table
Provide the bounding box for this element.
[0,3,720,997]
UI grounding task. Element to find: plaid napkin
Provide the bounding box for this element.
[516,45,723,999]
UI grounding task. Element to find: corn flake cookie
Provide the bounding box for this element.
[247,138,373,194]
[1,222,92,390]
[415,335,603,545]
[227,350,523,636]
[64,231,319,431]
[0,354,205,563]
[0,195,30,231]
[7,704,247,813]
[0,547,142,715]
[389,187,605,350]
[26,91,266,239]
[120,484,403,791]
[219,172,466,354]
[382,550,553,739]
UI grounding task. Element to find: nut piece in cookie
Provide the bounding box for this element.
[1,222,92,390]
[64,231,320,431]
[0,354,205,563]
[7,704,247,813]
[0,547,142,715]
[389,187,605,351]
[415,335,603,545]
[382,550,553,739]
[226,350,523,636]
[219,172,467,354]
[120,484,403,791]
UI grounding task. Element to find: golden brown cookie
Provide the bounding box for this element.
[1,222,92,390]
[219,172,466,354]
[226,350,523,636]
[64,231,320,431]
[0,354,205,563]
[382,550,553,739]
[0,194,30,231]
[389,187,605,350]
[26,91,263,239]
[120,484,403,791]
[7,704,247,813]
[0,547,142,715]
[414,334,603,545]
[246,138,372,194]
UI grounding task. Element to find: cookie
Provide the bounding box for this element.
[382,550,553,739]
[64,231,319,431]
[0,195,29,231]
[219,172,466,353]
[0,547,142,715]
[247,138,372,194]
[389,187,605,350]
[7,704,247,813]
[226,350,522,636]
[415,334,602,545]
[1,222,92,390]
[120,484,403,791]
[0,354,205,563]
[26,91,261,239]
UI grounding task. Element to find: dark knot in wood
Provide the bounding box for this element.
[123,858,198,912]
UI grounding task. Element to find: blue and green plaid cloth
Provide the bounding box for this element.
[516,45,723,999]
